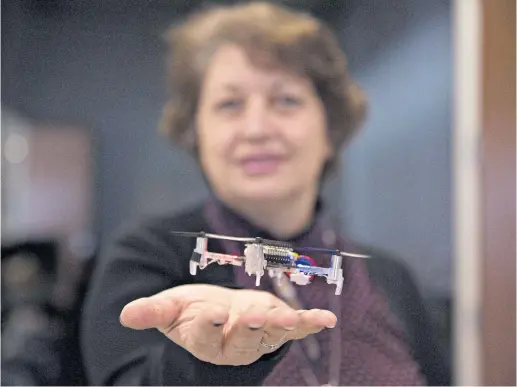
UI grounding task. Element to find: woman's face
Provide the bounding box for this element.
[196,44,332,204]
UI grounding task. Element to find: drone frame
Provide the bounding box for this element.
[172,231,370,296]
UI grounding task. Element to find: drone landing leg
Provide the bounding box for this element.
[244,244,266,288]
[328,254,344,295]
[189,260,198,275]
[189,236,208,276]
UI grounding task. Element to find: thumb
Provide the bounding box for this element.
[120,296,182,331]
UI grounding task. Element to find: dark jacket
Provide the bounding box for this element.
[80,203,450,385]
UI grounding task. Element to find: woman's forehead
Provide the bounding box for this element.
[202,45,309,92]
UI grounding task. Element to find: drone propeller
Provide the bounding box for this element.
[339,251,370,259]
[170,231,369,258]
[204,233,256,242]
[170,230,256,243]
[170,231,204,238]
[170,231,295,247]
[296,246,370,259]
[202,233,294,247]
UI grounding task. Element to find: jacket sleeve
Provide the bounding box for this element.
[80,219,290,386]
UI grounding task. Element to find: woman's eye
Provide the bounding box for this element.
[215,99,242,111]
[275,95,302,107]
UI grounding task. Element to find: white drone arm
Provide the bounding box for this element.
[205,252,244,266]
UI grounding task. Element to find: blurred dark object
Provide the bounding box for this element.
[1,240,58,323]
[2,111,96,311]
[1,240,96,386]
[1,114,96,385]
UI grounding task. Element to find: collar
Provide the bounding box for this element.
[204,193,326,247]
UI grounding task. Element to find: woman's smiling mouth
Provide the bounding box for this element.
[238,154,286,175]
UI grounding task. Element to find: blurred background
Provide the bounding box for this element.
[1,0,515,385]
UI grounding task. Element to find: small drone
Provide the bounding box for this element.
[171,231,370,295]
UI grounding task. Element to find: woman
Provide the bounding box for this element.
[81,2,448,385]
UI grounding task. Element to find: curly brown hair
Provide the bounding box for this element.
[159,1,367,177]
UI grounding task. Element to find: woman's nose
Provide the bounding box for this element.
[241,97,273,140]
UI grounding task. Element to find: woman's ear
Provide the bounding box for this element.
[324,135,334,161]
[184,123,198,151]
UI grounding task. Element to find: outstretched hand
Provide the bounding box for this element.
[120,284,336,366]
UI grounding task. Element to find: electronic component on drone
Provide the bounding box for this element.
[171,231,370,295]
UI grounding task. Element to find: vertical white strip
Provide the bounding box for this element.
[452,0,483,385]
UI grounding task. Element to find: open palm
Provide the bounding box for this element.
[120,284,337,366]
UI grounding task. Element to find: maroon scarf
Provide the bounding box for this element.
[204,195,426,386]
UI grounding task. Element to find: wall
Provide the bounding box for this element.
[338,0,452,297]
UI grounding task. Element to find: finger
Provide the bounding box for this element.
[223,305,268,361]
[286,309,337,341]
[184,305,230,360]
[260,307,300,352]
[120,296,181,330]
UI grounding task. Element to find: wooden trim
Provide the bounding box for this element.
[481,0,516,385]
